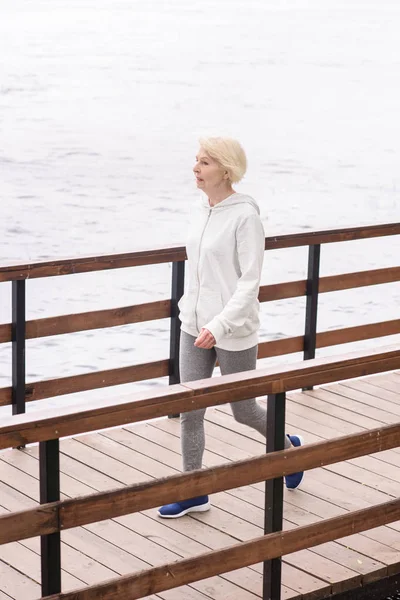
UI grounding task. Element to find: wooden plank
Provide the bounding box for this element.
[1,223,398,282]
[281,564,330,600]
[317,320,400,348]
[83,520,259,600]
[0,451,97,499]
[292,389,386,429]
[263,223,400,250]
[0,559,41,600]
[207,493,385,585]
[319,267,400,293]
[0,453,234,600]
[0,504,56,545]
[210,404,400,572]
[283,550,360,594]
[57,422,400,530]
[340,379,400,408]
[3,405,399,600]
[215,400,400,508]
[129,411,400,574]
[258,336,304,358]
[316,386,400,423]
[42,498,400,600]
[192,421,396,581]
[0,480,36,512]
[0,245,187,282]
[79,435,350,587]
[0,300,171,344]
[0,540,85,592]
[4,443,287,599]
[324,461,400,496]
[0,359,170,406]
[62,435,176,481]
[258,281,306,302]
[362,375,400,396]
[114,508,276,598]
[1,422,399,543]
[0,344,399,448]
[257,266,400,304]
[3,422,393,598]
[322,382,400,417]
[117,510,299,598]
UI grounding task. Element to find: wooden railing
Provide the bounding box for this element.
[0,344,399,599]
[0,222,399,413]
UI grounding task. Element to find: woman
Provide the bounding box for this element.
[158,137,303,519]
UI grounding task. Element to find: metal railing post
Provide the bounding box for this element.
[263,392,286,600]
[303,244,321,390]
[12,280,26,415]
[169,260,185,418]
[40,439,61,596]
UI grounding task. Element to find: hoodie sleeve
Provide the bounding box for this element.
[204,213,265,343]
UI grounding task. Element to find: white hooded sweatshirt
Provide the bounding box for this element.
[178,192,265,351]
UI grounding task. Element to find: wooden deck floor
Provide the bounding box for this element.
[1,371,400,600]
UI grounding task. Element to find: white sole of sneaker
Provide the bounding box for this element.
[157,501,211,519]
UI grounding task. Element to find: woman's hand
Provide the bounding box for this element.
[194,328,216,349]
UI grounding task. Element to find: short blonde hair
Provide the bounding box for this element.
[199,136,247,183]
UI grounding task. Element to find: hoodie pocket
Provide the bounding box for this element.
[196,291,224,329]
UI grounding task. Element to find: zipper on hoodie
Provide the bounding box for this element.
[194,208,212,332]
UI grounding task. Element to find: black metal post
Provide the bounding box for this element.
[12,280,26,415]
[40,439,61,596]
[168,260,185,418]
[303,244,321,390]
[263,392,286,600]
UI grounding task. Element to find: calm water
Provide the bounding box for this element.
[0,0,399,413]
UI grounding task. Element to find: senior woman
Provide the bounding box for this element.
[158,137,304,519]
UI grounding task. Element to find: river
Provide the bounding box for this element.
[0,0,399,414]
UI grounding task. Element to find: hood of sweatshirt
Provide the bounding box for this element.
[200,192,260,215]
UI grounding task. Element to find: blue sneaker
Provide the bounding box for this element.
[285,435,304,490]
[157,495,210,518]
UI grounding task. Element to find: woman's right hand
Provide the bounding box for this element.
[194,328,216,349]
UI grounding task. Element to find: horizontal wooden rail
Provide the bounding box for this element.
[0,267,397,346]
[318,266,400,294]
[0,300,171,344]
[1,421,399,546]
[0,223,398,282]
[0,344,398,449]
[257,319,400,359]
[1,320,398,407]
[0,360,170,406]
[43,497,400,600]
[259,266,400,302]
[317,319,400,348]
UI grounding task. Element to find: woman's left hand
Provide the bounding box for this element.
[194,328,216,349]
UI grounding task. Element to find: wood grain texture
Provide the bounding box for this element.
[0,301,171,343]
[317,320,400,348]
[0,360,169,406]
[42,498,400,600]
[1,267,398,345]
[1,422,399,544]
[0,345,399,447]
[0,504,58,545]
[1,223,398,282]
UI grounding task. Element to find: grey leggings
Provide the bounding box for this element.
[180,331,291,471]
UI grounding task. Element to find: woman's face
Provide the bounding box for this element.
[193,148,227,192]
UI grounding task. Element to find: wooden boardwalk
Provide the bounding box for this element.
[1,372,400,600]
